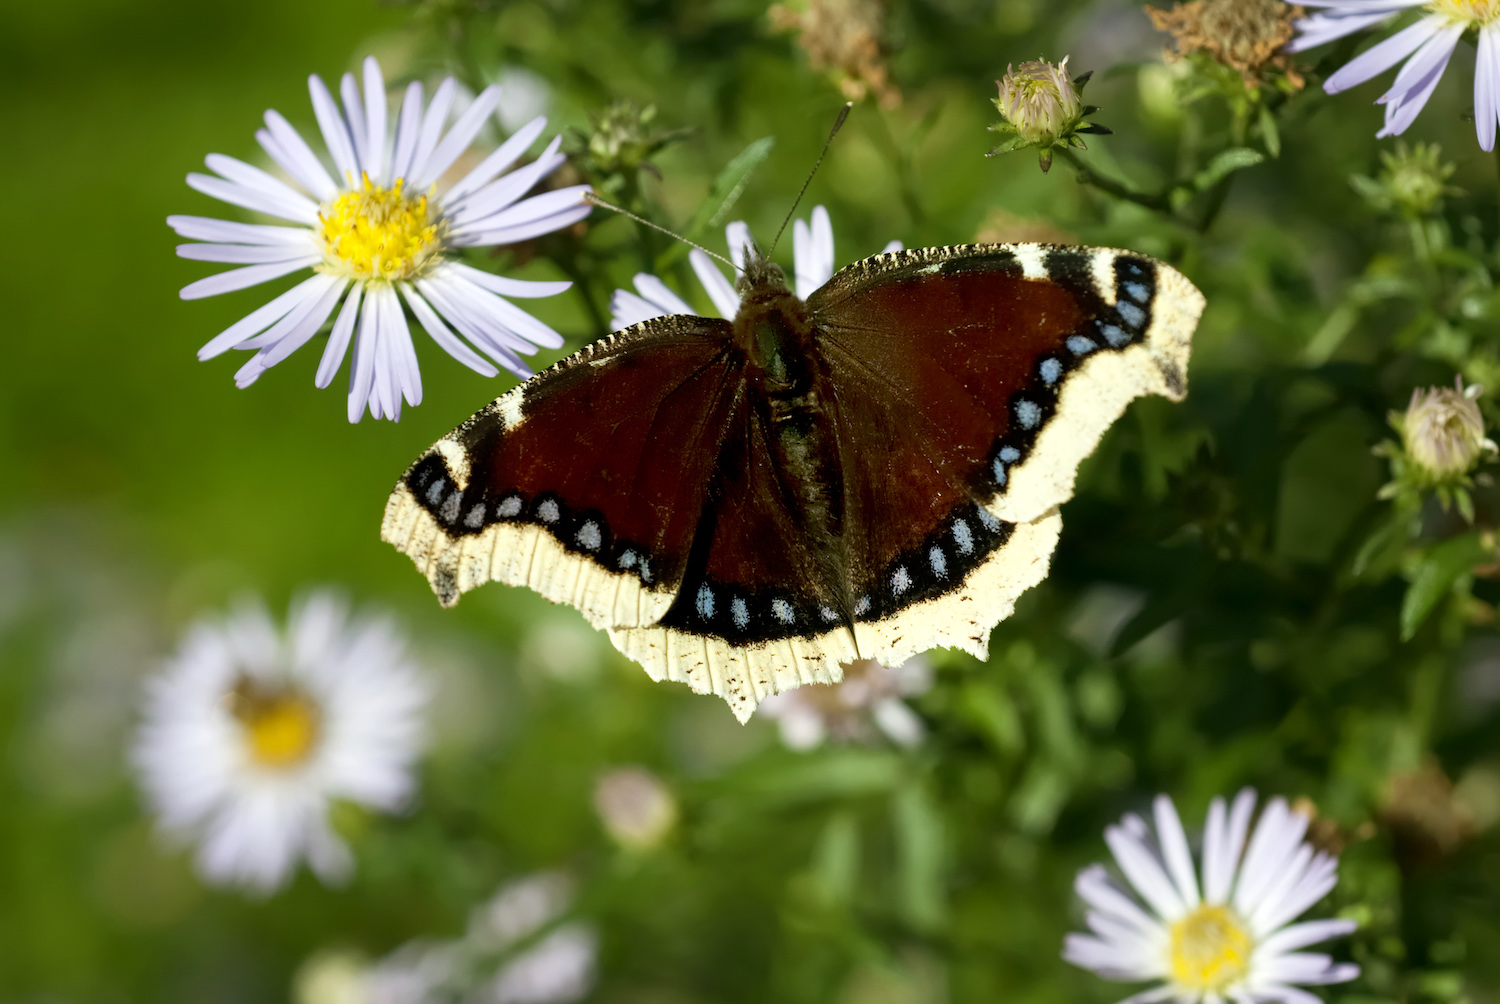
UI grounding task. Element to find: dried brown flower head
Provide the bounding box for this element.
[1146,0,1306,90]
[1380,761,1476,871]
[769,0,901,109]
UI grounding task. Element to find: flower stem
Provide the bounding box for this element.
[1055,147,1174,215]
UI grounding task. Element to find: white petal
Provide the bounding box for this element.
[186,173,318,225]
[1202,795,1232,904]
[453,182,588,236]
[1220,788,1257,901]
[411,84,501,190]
[196,274,327,358]
[442,114,548,206]
[316,284,363,388]
[1154,795,1202,909]
[793,217,813,297]
[632,273,694,315]
[177,241,317,264]
[881,238,904,254]
[1255,919,1356,957]
[432,269,560,350]
[363,56,388,185]
[178,256,319,300]
[416,278,532,378]
[1075,864,1161,935]
[611,289,667,331]
[726,220,754,270]
[1106,823,1187,922]
[448,197,592,248]
[807,204,835,292]
[1288,9,1412,53]
[1254,855,1339,935]
[1323,15,1444,94]
[1246,843,1314,934]
[169,215,312,245]
[690,249,741,318]
[872,697,924,747]
[309,73,359,184]
[256,277,347,369]
[261,109,339,200]
[1233,799,1307,916]
[400,283,498,377]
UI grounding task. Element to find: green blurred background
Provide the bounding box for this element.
[2,0,1498,1000]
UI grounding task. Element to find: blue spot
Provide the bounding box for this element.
[1123,281,1150,303]
[1000,446,1021,463]
[618,549,637,570]
[1040,358,1062,385]
[1067,335,1097,356]
[772,598,795,624]
[855,595,871,616]
[1117,301,1147,329]
[426,478,446,505]
[977,507,1001,532]
[1100,322,1129,348]
[892,566,912,595]
[1015,399,1042,430]
[819,605,840,623]
[953,519,974,555]
[929,547,948,578]
[992,457,1007,485]
[696,584,715,619]
[731,596,749,629]
[1121,260,1147,278]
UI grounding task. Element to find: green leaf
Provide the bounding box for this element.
[1193,147,1265,191]
[658,136,774,268]
[891,781,946,931]
[1258,105,1281,158]
[1400,531,1488,640]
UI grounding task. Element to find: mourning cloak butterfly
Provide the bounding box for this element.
[383,241,1205,720]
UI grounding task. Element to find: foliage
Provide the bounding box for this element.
[1,0,1499,1001]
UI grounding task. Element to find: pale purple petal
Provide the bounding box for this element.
[362,56,388,184]
[435,267,564,349]
[442,115,549,206]
[1478,24,1500,151]
[1220,788,1257,901]
[196,274,326,358]
[1287,7,1416,53]
[453,183,589,237]
[1324,15,1445,94]
[1202,795,1232,904]
[260,109,339,200]
[309,73,359,184]
[1377,30,1460,137]
[448,196,592,248]
[1075,864,1160,935]
[1105,823,1187,921]
[1255,918,1356,957]
[168,215,311,245]
[611,289,667,330]
[339,72,370,178]
[257,277,347,369]
[185,173,318,225]
[445,262,570,300]
[177,241,317,264]
[411,85,502,190]
[632,274,694,315]
[726,221,754,269]
[347,291,379,422]
[447,136,566,225]
[389,81,424,182]
[399,283,498,377]
[316,284,363,388]
[178,256,319,300]
[1233,798,1309,916]
[880,239,904,254]
[406,78,456,188]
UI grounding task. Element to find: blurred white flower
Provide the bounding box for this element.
[1064,790,1360,1003]
[1288,1,1500,150]
[758,656,931,751]
[593,766,677,849]
[172,55,590,422]
[133,590,429,894]
[609,205,902,329]
[357,872,596,1004]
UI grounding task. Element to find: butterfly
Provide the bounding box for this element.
[382,239,1205,721]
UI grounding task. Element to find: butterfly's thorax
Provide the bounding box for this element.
[733,264,854,614]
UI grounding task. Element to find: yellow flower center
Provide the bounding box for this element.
[228,677,321,770]
[317,174,443,282]
[1428,0,1500,24]
[1168,904,1254,993]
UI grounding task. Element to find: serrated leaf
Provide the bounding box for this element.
[1193,147,1265,191]
[1400,531,1488,640]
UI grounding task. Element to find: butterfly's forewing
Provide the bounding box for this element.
[382,314,742,630]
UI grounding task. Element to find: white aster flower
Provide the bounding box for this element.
[1288,1,1500,150]
[133,590,430,894]
[758,656,932,751]
[609,205,903,330]
[172,56,591,422]
[1064,790,1360,1004]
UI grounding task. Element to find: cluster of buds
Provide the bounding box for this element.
[988,57,1110,173]
[1377,378,1497,520]
[573,101,693,198]
[1350,142,1460,219]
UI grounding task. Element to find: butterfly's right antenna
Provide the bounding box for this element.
[584,192,739,272]
[767,102,853,257]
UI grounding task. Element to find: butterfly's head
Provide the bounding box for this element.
[735,241,789,298]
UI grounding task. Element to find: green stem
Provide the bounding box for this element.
[1055,147,1175,216]
[551,252,610,340]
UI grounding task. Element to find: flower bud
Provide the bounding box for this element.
[995,58,1083,147]
[1403,380,1494,479]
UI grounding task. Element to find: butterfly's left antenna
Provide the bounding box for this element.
[766,101,853,257]
[584,192,738,271]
